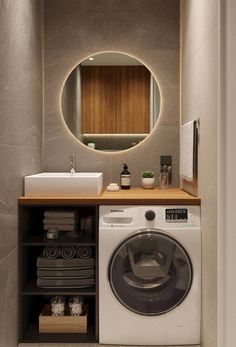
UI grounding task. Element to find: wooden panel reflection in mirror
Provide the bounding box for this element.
[81,66,150,134]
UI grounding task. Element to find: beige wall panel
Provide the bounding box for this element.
[0,1,43,346]
[0,250,18,347]
[180,1,218,346]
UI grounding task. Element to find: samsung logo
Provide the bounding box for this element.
[110,209,124,213]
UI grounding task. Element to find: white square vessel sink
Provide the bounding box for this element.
[24,172,103,197]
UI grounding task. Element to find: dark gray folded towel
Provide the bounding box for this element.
[76,246,92,259]
[37,268,94,278]
[60,246,76,259]
[37,277,95,288]
[37,257,95,268]
[43,246,60,259]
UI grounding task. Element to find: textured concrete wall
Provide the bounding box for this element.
[0,0,43,345]
[180,1,218,346]
[43,0,180,187]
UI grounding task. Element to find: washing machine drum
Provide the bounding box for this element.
[109,230,192,316]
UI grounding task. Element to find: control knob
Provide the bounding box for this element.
[145,210,156,221]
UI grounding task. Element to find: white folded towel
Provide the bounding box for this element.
[44,210,76,218]
[44,224,75,231]
[180,120,196,182]
[43,218,75,225]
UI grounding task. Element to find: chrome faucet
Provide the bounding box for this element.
[70,155,76,173]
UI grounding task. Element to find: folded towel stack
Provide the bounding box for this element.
[37,246,95,288]
[43,209,78,232]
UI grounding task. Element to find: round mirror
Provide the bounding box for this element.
[61,52,161,152]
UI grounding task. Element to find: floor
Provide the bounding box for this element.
[19,344,201,347]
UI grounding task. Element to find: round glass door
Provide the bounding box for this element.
[109,230,192,315]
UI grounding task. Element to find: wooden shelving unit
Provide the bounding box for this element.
[19,203,99,343]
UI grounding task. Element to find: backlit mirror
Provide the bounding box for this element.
[61,52,161,152]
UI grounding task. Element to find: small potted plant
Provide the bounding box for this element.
[142,170,155,189]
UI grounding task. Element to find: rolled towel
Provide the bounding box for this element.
[60,246,76,260]
[76,246,92,259]
[43,246,60,259]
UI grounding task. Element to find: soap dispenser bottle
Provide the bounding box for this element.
[120,164,131,190]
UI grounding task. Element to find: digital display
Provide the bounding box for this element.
[166,208,188,221]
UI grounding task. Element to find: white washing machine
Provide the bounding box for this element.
[99,205,201,345]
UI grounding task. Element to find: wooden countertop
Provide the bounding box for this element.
[18,188,200,205]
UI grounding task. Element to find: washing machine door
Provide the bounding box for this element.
[109,230,192,315]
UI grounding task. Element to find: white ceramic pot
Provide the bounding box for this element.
[142,177,155,189]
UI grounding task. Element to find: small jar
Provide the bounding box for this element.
[46,229,59,239]
[51,296,65,316]
[69,296,84,316]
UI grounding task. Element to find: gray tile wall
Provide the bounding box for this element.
[43,0,180,187]
[180,1,218,346]
[0,0,43,346]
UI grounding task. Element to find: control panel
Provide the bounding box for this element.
[165,208,188,222]
[99,206,200,229]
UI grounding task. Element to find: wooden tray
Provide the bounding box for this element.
[39,304,88,333]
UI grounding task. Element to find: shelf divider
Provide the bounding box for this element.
[22,279,96,296]
[22,234,95,246]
